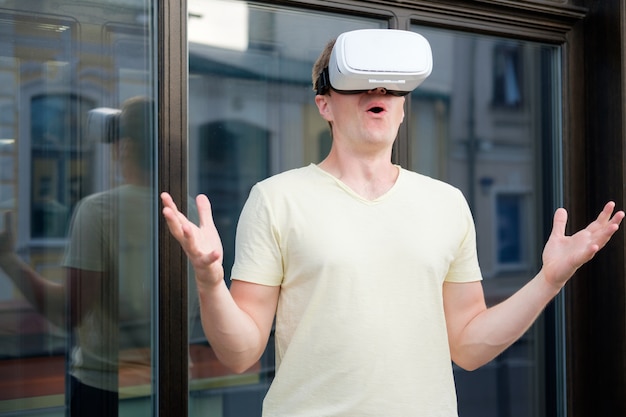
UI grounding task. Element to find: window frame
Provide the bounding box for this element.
[157,0,189,415]
[156,1,606,416]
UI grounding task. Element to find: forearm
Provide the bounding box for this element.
[197,277,270,373]
[451,270,561,370]
[0,253,66,325]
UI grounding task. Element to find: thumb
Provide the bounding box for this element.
[196,194,216,230]
[551,208,568,238]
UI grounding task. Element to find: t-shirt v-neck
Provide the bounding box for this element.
[309,162,402,204]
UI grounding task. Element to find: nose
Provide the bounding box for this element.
[368,87,388,95]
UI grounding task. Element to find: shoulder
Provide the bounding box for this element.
[258,164,319,188]
[251,164,324,199]
[240,165,327,221]
[72,189,113,216]
[71,186,150,224]
[399,168,465,200]
[397,168,474,225]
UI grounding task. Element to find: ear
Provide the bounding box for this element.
[315,94,333,122]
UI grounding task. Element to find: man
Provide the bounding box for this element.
[0,97,155,417]
[61,97,155,415]
[161,31,624,416]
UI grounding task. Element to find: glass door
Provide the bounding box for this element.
[409,25,563,417]
[183,2,565,417]
[0,3,159,416]
[186,2,386,415]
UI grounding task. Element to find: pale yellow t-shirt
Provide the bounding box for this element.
[232,164,482,417]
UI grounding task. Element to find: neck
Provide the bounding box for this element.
[122,165,151,187]
[318,151,399,200]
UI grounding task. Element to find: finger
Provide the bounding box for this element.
[161,195,190,239]
[160,192,171,207]
[161,194,180,223]
[589,202,624,234]
[162,207,185,240]
[589,210,624,251]
[551,208,568,238]
[595,201,616,224]
[161,203,179,227]
[600,210,624,239]
[206,249,221,265]
[196,194,217,230]
[611,210,625,226]
[160,192,180,214]
[161,193,194,231]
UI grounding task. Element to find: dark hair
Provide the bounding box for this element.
[311,38,336,94]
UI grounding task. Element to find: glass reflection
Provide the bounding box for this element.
[410,26,561,417]
[0,3,157,417]
[186,4,562,415]
[187,1,384,415]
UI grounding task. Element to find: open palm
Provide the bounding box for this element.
[161,192,225,287]
[542,202,624,288]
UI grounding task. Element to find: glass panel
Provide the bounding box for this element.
[0,3,158,417]
[187,1,385,415]
[410,25,562,417]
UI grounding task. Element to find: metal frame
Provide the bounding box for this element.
[158,0,189,415]
[156,1,626,416]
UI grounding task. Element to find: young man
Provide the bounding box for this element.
[0,97,155,417]
[161,32,624,416]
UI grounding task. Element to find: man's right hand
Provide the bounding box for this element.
[161,192,225,289]
[162,192,278,373]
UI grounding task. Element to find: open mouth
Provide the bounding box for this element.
[368,106,384,114]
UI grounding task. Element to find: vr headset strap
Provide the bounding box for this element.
[316,67,330,95]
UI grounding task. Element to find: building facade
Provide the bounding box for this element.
[0,0,623,416]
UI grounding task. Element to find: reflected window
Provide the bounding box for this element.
[198,119,270,275]
[0,4,158,417]
[496,191,530,269]
[187,1,385,415]
[30,93,94,238]
[493,44,523,108]
[411,25,561,417]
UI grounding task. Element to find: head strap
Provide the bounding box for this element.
[316,67,330,95]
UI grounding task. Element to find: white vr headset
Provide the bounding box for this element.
[86,107,121,143]
[316,29,433,96]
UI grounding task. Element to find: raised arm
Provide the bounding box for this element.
[444,201,624,371]
[0,211,107,329]
[0,212,67,326]
[161,192,278,373]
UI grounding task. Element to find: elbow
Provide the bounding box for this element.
[452,358,482,372]
[229,362,257,374]
[222,357,259,374]
[450,348,489,372]
[214,349,263,374]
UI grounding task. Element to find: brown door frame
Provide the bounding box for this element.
[158,0,189,415]
[156,1,626,416]
[565,1,626,416]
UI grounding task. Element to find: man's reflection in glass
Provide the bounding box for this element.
[0,96,154,417]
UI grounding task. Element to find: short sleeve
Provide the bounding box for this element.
[444,191,483,283]
[63,197,108,272]
[230,184,284,286]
